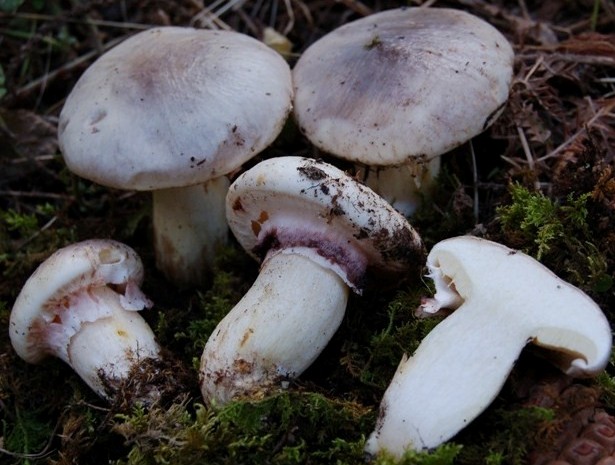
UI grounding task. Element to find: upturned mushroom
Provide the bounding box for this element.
[199,156,424,405]
[365,236,613,457]
[9,239,161,400]
[58,27,293,286]
[292,7,514,216]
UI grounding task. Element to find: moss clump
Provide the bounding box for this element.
[170,268,243,362]
[111,391,373,465]
[339,289,443,393]
[154,243,253,363]
[111,389,465,465]
[375,443,462,465]
[1,406,54,462]
[496,183,612,295]
[497,183,589,260]
[0,203,77,290]
[457,405,556,465]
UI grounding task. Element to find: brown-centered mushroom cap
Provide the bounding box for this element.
[59,26,293,190]
[293,7,514,166]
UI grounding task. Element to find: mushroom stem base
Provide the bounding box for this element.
[68,286,160,399]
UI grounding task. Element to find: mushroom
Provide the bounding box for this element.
[292,7,514,216]
[365,236,613,457]
[199,156,425,405]
[58,27,293,286]
[9,239,161,401]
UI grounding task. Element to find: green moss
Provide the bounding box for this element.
[111,391,375,465]
[1,405,53,462]
[596,348,615,410]
[170,244,252,363]
[340,288,443,392]
[111,389,467,465]
[496,183,611,294]
[375,443,462,465]
[496,183,588,260]
[1,208,40,236]
[457,405,555,465]
[0,204,76,296]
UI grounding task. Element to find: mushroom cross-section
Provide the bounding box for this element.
[365,236,613,457]
[292,7,514,216]
[199,156,425,405]
[58,26,293,286]
[9,239,160,400]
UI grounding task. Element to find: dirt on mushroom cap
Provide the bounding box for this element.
[226,157,425,292]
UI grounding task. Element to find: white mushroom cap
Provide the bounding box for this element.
[226,156,425,292]
[365,236,612,457]
[292,7,514,166]
[57,26,293,286]
[9,239,160,399]
[58,26,293,190]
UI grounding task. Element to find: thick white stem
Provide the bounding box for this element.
[67,286,160,399]
[365,298,524,456]
[200,251,349,405]
[152,177,229,287]
[362,156,441,217]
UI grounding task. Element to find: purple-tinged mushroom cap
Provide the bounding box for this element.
[292,7,514,215]
[226,156,424,292]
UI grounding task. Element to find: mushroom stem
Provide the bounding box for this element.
[67,286,160,399]
[365,298,527,455]
[152,177,229,286]
[361,156,441,216]
[200,251,349,405]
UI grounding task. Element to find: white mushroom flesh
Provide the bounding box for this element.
[67,286,160,397]
[365,236,612,457]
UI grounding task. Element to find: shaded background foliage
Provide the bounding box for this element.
[0,0,614,464]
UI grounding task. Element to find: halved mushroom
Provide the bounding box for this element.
[199,156,425,405]
[365,236,613,457]
[9,240,160,400]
